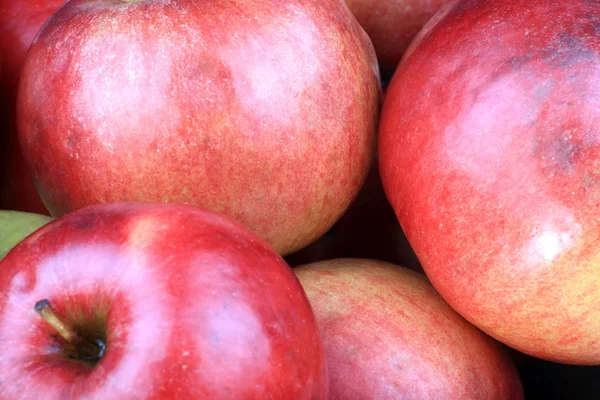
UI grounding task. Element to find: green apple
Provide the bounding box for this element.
[0,211,53,260]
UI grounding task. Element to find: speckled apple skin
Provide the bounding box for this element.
[17,0,380,256]
[380,0,600,364]
[295,259,523,399]
[345,0,448,73]
[0,202,328,399]
[0,0,64,214]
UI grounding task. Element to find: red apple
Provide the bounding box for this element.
[17,0,380,256]
[0,0,64,214]
[380,0,600,364]
[345,0,448,74]
[0,202,328,398]
[295,259,523,399]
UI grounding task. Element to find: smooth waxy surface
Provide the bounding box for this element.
[380,0,600,363]
[17,0,380,255]
[0,203,328,399]
[0,210,52,259]
[295,259,523,399]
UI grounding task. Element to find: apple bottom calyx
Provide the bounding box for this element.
[34,299,106,364]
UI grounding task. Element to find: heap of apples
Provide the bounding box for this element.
[1,0,599,398]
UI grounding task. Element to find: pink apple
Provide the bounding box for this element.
[380,0,600,363]
[0,0,64,214]
[0,202,328,398]
[295,259,523,399]
[17,0,380,256]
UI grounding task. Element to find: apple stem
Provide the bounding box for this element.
[34,299,105,362]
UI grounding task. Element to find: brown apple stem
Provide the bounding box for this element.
[34,299,105,361]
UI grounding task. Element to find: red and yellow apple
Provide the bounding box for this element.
[380,0,600,364]
[0,202,328,398]
[17,0,380,256]
[295,259,523,399]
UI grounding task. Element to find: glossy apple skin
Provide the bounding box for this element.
[0,203,328,399]
[380,0,600,364]
[345,0,448,73]
[0,0,64,214]
[295,259,523,399]
[17,0,380,256]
